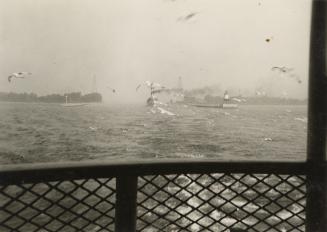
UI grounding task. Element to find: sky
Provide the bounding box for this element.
[0,0,311,102]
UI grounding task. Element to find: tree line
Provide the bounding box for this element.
[0,92,102,103]
[183,94,307,105]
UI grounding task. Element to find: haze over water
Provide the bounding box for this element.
[0,0,310,102]
[0,103,307,165]
[0,3,312,232]
[0,0,310,164]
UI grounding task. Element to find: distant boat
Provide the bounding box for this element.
[221,91,238,108]
[190,103,219,108]
[61,96,87,107]
[190,91,238,109]
[221,103,238,109]
[145,81,164,107]
[190,103,238,109]
[62,103,87,107]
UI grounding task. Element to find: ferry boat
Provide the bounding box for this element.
[61,96,87,107]
[190,91,238,109]
[146,81,164,107]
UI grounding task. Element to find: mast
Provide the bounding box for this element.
[92,75,97,93]
[178,76,183,90]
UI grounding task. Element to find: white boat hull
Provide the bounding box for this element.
[190,103,238,109]
[61,103,87,107]
[222,103,238,109]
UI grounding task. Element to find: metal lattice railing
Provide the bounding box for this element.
[0,178,116,232]
[0,160,322,231]
[137,174,306,232]
[0,171,306,232]
[1,0,326,231]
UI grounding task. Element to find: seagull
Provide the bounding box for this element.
[178,12,198,22]
[272,67,302,84]
[290,73,302,84]
[145,81,152,87]
[271,66,293,73]
[184,12,197,20]
[107,86,116,93]
[136,84,142,91]
[8,72,32,83]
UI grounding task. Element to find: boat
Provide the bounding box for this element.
[190,103,219,108]
[190,91,238,109]
[143,79,185,106]
[190,103,238,109]
[61,96,87,107]
[146,81,164,107]
[221,103,238,109]
[61,103,87,107]
[221,91,238,108]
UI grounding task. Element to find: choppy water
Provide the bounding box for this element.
[0,102,307,164]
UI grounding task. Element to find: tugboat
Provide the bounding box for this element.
[221,91,238,109]
[143,78,185,107]
[146,81,164,107]
[61,95,87,107]
[146,82,156,106]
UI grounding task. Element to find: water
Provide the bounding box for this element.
[0,102,307,165]
[0,102,307,231]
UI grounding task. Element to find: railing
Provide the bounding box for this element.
[1,0,327,231]
[0,160,322,232]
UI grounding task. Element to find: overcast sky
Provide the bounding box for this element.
[0,0,311,102]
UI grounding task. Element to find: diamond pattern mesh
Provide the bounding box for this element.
[137,174,306,232]
[0,178,116,232]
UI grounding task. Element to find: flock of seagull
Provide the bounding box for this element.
[6,66,302,103]
[5,72,165,97]
[6,2,302,90]
[7,66,302,93]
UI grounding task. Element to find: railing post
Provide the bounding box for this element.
[115,175,138,232]
[306,164,327,232]
[307,0,327,231]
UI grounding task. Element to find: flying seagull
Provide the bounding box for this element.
[271,66,293,73]
[8,72,32,83]
[107,86,116,93]
[178,12,198,22]
[289,73,302,84]
[272,67,302,84]
[136,84,142,91]
[184,12,197,20]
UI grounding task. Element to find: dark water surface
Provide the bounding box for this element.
[0,102,307,164]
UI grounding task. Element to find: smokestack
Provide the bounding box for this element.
[178,76,183,90]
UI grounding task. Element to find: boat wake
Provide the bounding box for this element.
[149,101,176,116]
[157,107,175,116]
